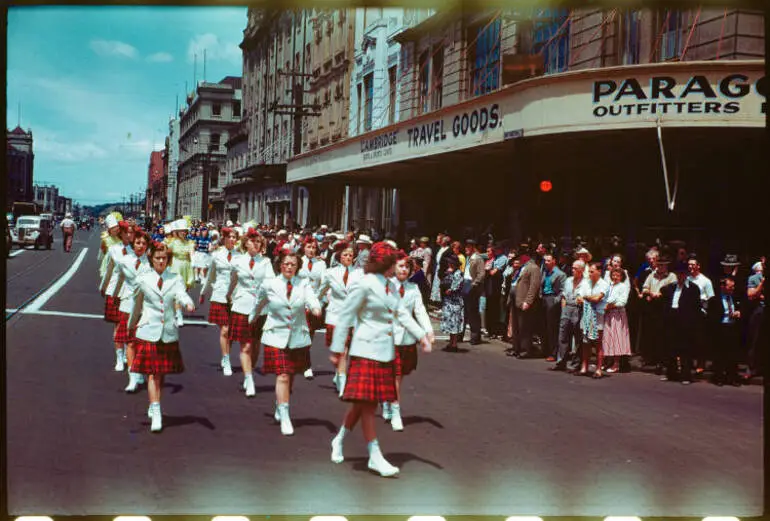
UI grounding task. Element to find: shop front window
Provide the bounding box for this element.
[469,16,501,97]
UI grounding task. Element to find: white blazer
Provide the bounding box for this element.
[298,255,326,292]
[317,265,363,326]
[100,243,133,297]
[227,253,275,316]
[201,247,240,304]
[253,276,322,349]
[115,253,152,313]
[331,273,426,362]
[128,269,194,343]
[390,278,433,345]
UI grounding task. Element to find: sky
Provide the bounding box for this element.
[7,6,247,206]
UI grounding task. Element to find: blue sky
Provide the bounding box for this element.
[7,6,247,206]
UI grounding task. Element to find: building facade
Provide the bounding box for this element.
[33,184,59,214]
[287,7,766,247]
[145,150,165,222]
[176,76,242,221]
[55,196,72,217]
[165,117,180,220]
[6,126,34,208]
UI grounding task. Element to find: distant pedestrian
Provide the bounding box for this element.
[60,212,76,252]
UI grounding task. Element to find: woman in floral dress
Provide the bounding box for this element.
[440,254,465,352]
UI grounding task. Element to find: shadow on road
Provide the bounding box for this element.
[260,413,337,434]
[440,346,470,353]
[348,451,444,472]
[162,383,184,394]
[310,369,336,377]
[163,414,216,430]
[403,415,444,429]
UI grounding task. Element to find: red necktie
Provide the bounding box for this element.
[122,247,127,255]
[308,260,313,272]
[227,251,232,262]
[343,269,349,286]
[249,258,255,270]
[157,277,163,290]
[135,259,141,270]
[386,283,390,295]
[287,281,293,299]
[399,284,405,298]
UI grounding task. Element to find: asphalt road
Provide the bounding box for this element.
[5,230,763,516]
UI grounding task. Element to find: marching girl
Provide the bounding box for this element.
[193,226,213,283]
[252,250,322,436]
[100,220,135,371]
[127,240,195,433]
[298,237,327,380]
[226,229,274,397]
[382,252,434,431]
[98,212,123,280]
[113,227,152,392]
[316,242,363,395]
[200,227,239,375]
[329,242,432,477]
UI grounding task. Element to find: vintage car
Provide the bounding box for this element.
[14,215,54,249]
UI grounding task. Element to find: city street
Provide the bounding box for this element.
[5,229,763,517]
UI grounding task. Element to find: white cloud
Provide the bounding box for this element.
[34,131,110,162]
[89,39,138,59]
[187,33,241,66]
[146,52,173,63]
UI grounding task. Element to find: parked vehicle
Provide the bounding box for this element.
[15,215,54,249]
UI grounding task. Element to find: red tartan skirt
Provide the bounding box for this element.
[114,312,137,344]
[262,345,311,375]
[208,301,230,327]
[342,356,396,403]
[228,313,265,344]
[103,295,121,323]
[324,324,354,349]
[131,340,184,375]
[395,344,418,377]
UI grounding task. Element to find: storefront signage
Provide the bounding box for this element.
[592,74,767,118]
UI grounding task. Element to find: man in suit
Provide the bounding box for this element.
[507,247,542,358]
[541,253,567,360]
[462,239,486,345]
[660,262,702,384]
[711,277,743,386]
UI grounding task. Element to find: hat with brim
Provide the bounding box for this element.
[720,254,740,267]
[672,261,689,274]
[575,247,593,261]
[657,255,672,265]
[105,214,119,229]
[356,234,372,245]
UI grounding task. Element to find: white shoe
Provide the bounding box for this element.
[122,351,128,365]
[137,374,145,385]
[150,404,162,432]
[244,377,256,397]
[274,402,281,423]
[332,372,338,387]
[278,403,294,436]
[304,367,314,380]
[114,349,125,372]
[382,402,392,421]
[331,432,345,463]
[147,405,153,418]
[337,374,347,398]
[222,356,233,376]
[390,404,404,432]
[367,440,399,477]
[124,373,139,393]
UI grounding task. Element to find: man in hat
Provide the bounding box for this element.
[60,212,76,253]
[354,234,372,269]
[660,261,701,384]
[462,239,486,345]
[640,255,676,371]
[507,245,542,358]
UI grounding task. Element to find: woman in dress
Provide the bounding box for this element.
[200,227,239,375]
[167,220,195,290]
[382,252,434,431]
[298,237,327,380]
[577,262,610,378]
[127,241,195,432]
[226,229,274,397]
[328,242,432,477]
[113,227,152,392]
[193,226,213,283]
[252,251,322,436]
[602,267,632,373]
[440,254,465,352]
[317,242,362,395]
[100,220,135,371]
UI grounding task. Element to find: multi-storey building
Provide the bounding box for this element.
[145,150,165,223]
[55,196,72,217]
[165,117,180,221]
[33,184,58,214]
[176,76,242,221]
[6,126,34,208]
[287,7,766,247]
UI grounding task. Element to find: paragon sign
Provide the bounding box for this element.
[592,74,768,117]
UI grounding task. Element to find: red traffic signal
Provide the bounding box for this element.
[540,180,553,193]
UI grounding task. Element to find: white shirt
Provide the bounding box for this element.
[689,273,715,312]
[228,253,275,315]
[201,248,240,304]
[60,218,75,230]
[101,243,133,297]
[390,277,433,345]
[317,265,363,326]
[253,276,321,349]
[672,284,684,309]
[584,277,610,329]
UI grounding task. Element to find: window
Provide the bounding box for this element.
[418,50,430,114]
[469,17,501,97]
[212,103,222,117]
[363,73,374,132]
[233,100,241,118]
[356,83,362,134]
[532,9,569,74]
[619,10,642,65]
[659,10,683,61]
[209,167,218,189]
[431,46,444,110]
[388,66,397,125]
[211,133,220,146]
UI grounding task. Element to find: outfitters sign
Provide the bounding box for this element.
[592,74,768,118]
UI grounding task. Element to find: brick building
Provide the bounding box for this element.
[6,126,34,209]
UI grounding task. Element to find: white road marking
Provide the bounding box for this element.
[6,308,18,313]
[23,248,89,312]
[9,249,26,257]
